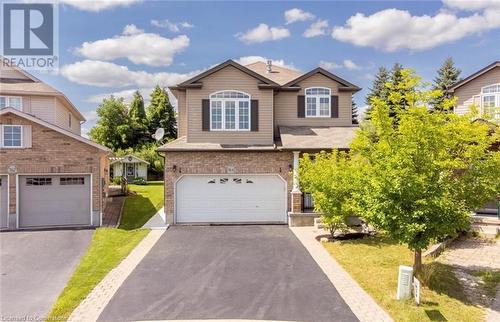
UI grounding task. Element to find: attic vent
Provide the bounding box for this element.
[266,60,272,73]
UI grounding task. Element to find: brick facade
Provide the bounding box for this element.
[0,113,109,225]
[162,151,294,224]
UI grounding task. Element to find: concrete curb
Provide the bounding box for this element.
[68,229,165,322]
[290,226,393,322]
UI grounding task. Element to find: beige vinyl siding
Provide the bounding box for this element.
[186,65,274,145]
[54,97,80,134]
[274,73,353,133]
[455,66,500,115]
[0,65,31,80]
[176,90,187,137]
[30,96,55,123]
[21,96,31,113]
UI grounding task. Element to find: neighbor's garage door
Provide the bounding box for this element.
[19,175,91,228]
[1,175,8,229]
[176,175,287,224]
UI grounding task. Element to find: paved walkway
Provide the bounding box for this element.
[102,196,125,227]
[68,229,165,322]
[290,227,393,322]
[437,237,500,319]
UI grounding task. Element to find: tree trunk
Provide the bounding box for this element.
[413,249,422,275]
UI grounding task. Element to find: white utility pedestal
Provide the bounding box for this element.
[397,265,413,300]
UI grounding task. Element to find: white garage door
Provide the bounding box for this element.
[19,175,91,228]
[176,175,287,224]
[1,175,8,229]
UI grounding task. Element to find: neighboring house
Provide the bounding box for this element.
[109,154,149,181]
[451,61,500,215]
[158,60,360,226]
[0,63,111,230]
[451,61,500,121]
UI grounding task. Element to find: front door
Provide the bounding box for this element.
[126,164,135,181]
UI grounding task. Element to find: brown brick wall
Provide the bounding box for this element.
[0,113,108,214]
[162,151,294,223]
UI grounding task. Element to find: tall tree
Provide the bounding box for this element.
[365,66,390,118]
[89,96,131,150]
[147,85,177,142]
[352,98,359,124]
[128,91,149,146]
[432,57,461,110]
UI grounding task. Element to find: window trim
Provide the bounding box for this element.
[209,90,251,131]
[0,96,22,111]
[304,87,331,118]
[480,83,500,120]
[1,125,23,148]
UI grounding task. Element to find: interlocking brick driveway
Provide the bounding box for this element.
[98,225,358,322]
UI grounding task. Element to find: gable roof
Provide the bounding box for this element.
[0,59,86,121]
[174,60,280,89]
[109,154,150,165]
[244,61,302,85]
[282,67,361,91]
[0,108,110,152]
[450,61,500,92]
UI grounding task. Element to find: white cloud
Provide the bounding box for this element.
[331,5,500,52]
[151,19,194,33]
[284,8,315,24]
[60,60,200,88]
[236,24,290,44]
[319,59,361,70]
[60,0,141,12]
[75,25,189,67]
[343,59,361,70]
[303,19,329,38]
[235,56,298,70]
[82,109,98,122]
[443,0,500,11]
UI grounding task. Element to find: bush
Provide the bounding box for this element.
[112,176,123,185]
[132,177,147,185]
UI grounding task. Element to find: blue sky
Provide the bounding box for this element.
[28,0,500,135]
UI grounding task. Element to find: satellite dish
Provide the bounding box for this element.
[153,128,165,141]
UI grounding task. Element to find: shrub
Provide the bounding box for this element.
[112,176,123,185]
[132,177,147,185]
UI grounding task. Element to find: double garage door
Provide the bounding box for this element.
[18,175,91,228]
[176,175,287,224]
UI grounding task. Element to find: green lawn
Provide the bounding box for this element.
[323,236,485,322]
[119,181,164,230]
[46,228,148,321]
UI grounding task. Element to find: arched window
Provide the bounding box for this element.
[209,91,251,131]
[481,84,500,120]
[305,87,331,117]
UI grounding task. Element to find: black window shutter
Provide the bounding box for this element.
[251,100,259,131]
[297,95,305,118]
[202,99,210,131]
[331,95,339,118]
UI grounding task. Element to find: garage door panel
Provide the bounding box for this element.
[176,175,287,223]
[19,175,91,228]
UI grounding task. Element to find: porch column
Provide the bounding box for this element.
[291,151,302,213]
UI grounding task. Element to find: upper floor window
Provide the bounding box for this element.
[210,91,250,131]
[305,87,330,117]
[0,96,22,110]
[2,125,22,148]
[481,84,500,120]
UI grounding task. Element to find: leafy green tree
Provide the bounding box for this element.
[351,70,500,273]
[352,99,359,124]
[128,91,149,146]
[147,85,177,143]
[89,96,131,150]
[299,151,362,237]
[365,66,390,118]
[432,57,461,110]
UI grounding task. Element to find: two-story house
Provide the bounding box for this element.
[451,61,500,216]
[451,61,500,121]
[0,62,110,230]
[158,60,360,226]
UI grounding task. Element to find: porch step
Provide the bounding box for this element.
[472,215,500,226]
[472,224,499,238]
[314,217,324,230]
